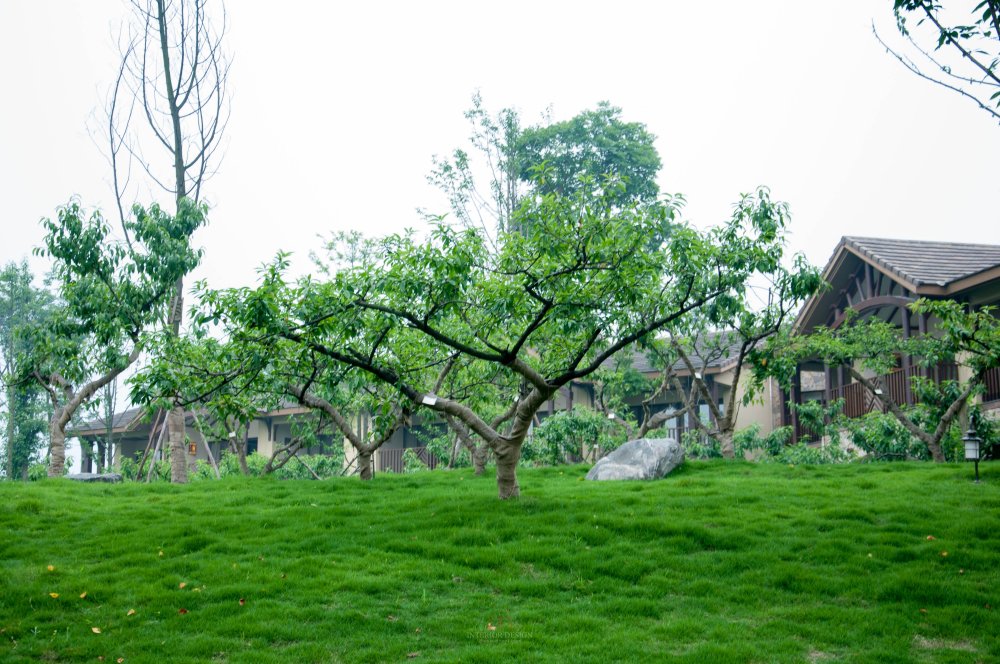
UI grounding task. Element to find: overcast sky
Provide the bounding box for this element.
[2,1,999,293]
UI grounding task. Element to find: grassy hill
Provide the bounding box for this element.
[1,462,997,663]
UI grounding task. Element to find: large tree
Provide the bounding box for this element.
[207,177,797,499]
[428,96,664,238]
[108,0,230,482]
[877,0,1000,124]
[517,101,662,206]
[25,200,205,477]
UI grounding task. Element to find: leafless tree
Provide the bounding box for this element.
[106,0,230,482]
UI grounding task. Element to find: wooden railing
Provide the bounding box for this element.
[984,366,1000,404]
[831,362,959,419]
[376,446,441,473]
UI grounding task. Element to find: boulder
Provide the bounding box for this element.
[585,437,684,481]
[65,473,123,483]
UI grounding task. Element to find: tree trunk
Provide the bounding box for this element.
[926,439,946,463]
[472,444,488,476]
[5,382,15,479]
[494,442,521,500]
[167,406,188,483]
[47,413,66,478]
[718,429,736,460]
[357,449,373,481]
[237,441,250,476]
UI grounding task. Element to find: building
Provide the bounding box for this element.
[784,236,1000,440]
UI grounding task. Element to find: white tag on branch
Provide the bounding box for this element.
[422,395,438,406]
[608,413,616,420]
[227,431,237,438]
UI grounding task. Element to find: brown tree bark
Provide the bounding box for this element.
[494,442,521,499]
[357,449,374,480]
[167,406,188,481]
[47,408,68,477]
[472,445,488,476]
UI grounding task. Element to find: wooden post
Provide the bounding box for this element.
[901,307,912,405]
[790,366,801,442]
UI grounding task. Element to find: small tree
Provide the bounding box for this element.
[25,200,205,477]
[107,0,230,483]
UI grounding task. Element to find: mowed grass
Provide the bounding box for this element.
[1,462,998,663]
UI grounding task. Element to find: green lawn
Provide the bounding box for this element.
[1,462,997,663]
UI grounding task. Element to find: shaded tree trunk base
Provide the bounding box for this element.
[358,451,373,480]
[494,444,521,500]
[47,418,66,478]
[472,446,488,476]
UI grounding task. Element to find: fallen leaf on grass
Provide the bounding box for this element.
[126,609,136,617]
[49,593,59,599]
[178,608,188,615]
[91,627,101,634]
[926,535,936,540]
[406,653,420,659]
[919,608,928,614]
[487,623,496,631]
[940,551,948,557]
[387,615,398,622]
[80,592,88,599]
[47,565,55,572]
[178,582,187,589]
[117,658,124,663]
[158,551,163,557]
[959,569,965,574]
[238,598,245,606]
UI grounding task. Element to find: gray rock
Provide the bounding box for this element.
[65,473,123,483]
[586,437,684,481]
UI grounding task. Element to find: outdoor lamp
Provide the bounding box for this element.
[963,426,982,484]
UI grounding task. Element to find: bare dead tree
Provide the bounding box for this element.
[107,0,231,483]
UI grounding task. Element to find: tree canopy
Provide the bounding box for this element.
[196,177,801,498]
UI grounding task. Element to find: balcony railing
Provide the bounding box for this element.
[830,362,959,419]
[984,366,1000,404]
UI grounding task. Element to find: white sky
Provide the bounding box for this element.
[2,1,999,293]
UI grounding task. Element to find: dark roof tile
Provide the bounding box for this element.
[844,237,1000,288]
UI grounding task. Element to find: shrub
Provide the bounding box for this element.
[845,412,926,461]
[401,448,429,473]
[523,407,626,466]
[681,430,721,459]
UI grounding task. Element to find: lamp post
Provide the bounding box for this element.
[963,426,982,484]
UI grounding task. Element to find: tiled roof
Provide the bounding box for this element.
[607,332,746,376]
[843,237,1000,288]
[70,407,146,435]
